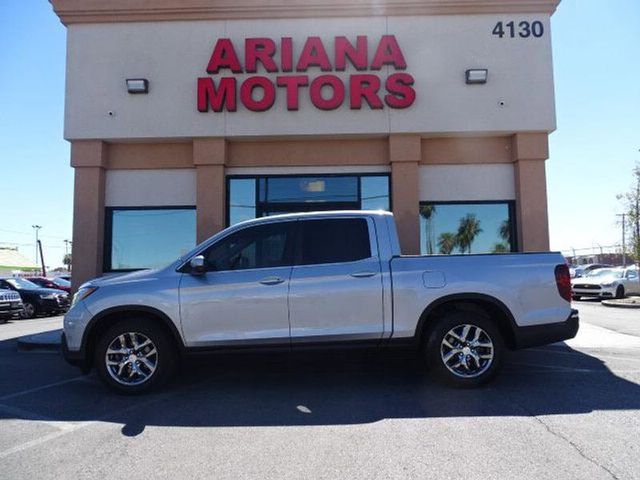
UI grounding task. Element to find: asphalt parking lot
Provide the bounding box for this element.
[1,302,639,479]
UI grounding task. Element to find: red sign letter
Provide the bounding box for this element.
[310,75,345,111]
[276,75,309,111]
[335,36,368,71]
[240,76,276,112]
[371,35,407,71]
[385,73,416,109]
[197,77,237,112]
[349,74,383,110]
[296,37,332,72]
[206,39,243,74]
[281,37,293,72]
[245,38,278,73]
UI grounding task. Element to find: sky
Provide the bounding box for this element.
[0,0,638,269]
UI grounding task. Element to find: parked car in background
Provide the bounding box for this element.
[56,274,71,282]
[27,276,72,293]
[572,266,640,300]
[0,288,24,323]
[571,263,612,278]
[0,277,70,318]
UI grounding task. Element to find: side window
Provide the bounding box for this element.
[298,218,371,266]
[627,270,638,279]
[203,222,294,272]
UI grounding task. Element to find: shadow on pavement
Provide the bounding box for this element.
[1,337,640,436]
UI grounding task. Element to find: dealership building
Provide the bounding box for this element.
[51,0,560,289]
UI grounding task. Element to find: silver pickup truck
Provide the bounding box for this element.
[63,211,578,393]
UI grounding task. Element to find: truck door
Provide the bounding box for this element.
[179,221,296,347]
[288,217,384,344]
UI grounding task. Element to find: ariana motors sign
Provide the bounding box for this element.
[197,35,416,113]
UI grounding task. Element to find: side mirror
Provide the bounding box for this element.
[189,255,206,275]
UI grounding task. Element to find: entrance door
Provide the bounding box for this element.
[288,217,384,344]
[179,221,296,347]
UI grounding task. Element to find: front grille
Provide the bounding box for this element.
[573,284,601,290]
[0,292,20,302]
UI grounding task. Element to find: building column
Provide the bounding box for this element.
[70,140,107,292]
[389,134,421,254]
[193,138,226,243]
[512,133,550,251]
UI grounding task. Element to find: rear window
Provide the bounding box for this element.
[298,218,371,265]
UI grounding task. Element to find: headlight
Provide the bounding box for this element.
[39,293,57,299]
[71,286,99,307]
[601,282,615,287]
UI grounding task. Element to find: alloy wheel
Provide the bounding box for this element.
[105,332,158,386]
[440,324,494,379]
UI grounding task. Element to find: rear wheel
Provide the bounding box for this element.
[95,318,177,394]
[425,312,504,388]
[615,285,625,299]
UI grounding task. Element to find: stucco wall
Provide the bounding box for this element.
[64,14,555,140]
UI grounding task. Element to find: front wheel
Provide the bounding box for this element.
[21,302,36,319]
[615,285,625,299]
[425,312,504,388]
[95,318,177,394]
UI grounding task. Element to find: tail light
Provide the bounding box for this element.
[554,264,572,302]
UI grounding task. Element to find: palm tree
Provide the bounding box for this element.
[456,214,483,254]
[499,219,511,245]
[438,232,457,255]
[420,205,437,254]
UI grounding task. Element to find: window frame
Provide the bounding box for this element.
[104,205,197,273]
[418,200,518,254]
[226,173,392,227]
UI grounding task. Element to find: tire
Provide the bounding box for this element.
[615,285,625,299]
[425,311,504,388]
[94,318,177,395]
[21,302,36,319]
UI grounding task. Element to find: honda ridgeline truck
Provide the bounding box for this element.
[63,211,578,394]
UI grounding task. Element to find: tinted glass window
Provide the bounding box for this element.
[107,208,196,270]
[265,177,358,203]
[229,178,257,225]
[361,176,390,211]
[204,222,294,271]
[420,202,515,255]
[299,218,371,265]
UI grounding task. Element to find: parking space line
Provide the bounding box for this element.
[0,375,91,402]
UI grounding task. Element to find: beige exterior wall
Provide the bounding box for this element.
[69,133,551,287]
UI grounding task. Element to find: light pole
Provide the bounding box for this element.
[64,239,70,255]
[616,214,626,267]
[32,225,42,267]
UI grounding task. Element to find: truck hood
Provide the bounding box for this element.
[571,276,617,286]
[87,268,163,288]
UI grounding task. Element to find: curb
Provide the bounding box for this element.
[17,330,62,352]
[601,300,640,309]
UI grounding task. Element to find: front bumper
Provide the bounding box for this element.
[0,301,24,320]
[61,333,91,372]
[572,287,615,298]
[513,309,579,349]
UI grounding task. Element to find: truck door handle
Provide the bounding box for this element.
[350,271,377,278]
[259,276,285,285]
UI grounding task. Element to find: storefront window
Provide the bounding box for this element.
[105,207,196,271]
[228,174,390,225]
[419,202,516,255]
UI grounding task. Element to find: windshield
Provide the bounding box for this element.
[585,269,621,278]
[6,278,40,289]
[52,277,70,287]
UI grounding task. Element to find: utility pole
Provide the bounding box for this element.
[64,239,70,255]
[32,225,42,267]
[616,214,626,267]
